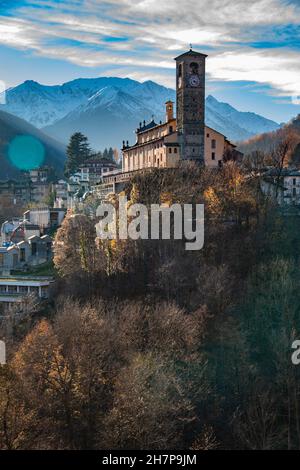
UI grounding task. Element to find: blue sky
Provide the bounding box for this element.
[0,0,299,122]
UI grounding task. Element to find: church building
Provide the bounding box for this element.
[121,49,237,172]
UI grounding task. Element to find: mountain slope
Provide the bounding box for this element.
[0,110,66,179]
[1,78,280,149]
[206,95,279,141]
[237,114,300,161]
[43,86,163,149]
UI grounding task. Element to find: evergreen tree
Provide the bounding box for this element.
[92,151,103,160]
[47,166,58,183]
[65,132,91,176]
[101,147,114,161]
[108,147,114,161]
[102,148,109,160]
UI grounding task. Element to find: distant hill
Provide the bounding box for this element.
[237,114,300,161]
[0,110,66,179]
[1,78,280,149]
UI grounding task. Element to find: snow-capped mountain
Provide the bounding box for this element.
[0,77,280,149]
[1,77,174,130]
[83,86,153,119]
[2,80,86,128]
[43,85,159,149]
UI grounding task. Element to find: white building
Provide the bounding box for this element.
[0,234,53,275]
[0,275,54,306]
[261,168,300,206]
[53,180,68,208]
[24,207,66,229]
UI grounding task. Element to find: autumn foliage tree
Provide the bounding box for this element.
[3,159,300,449]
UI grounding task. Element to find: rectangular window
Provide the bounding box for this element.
[20,248,26,262]
[41,286,49,299]
[169,148,172,154]
[30,286,39,295]
[212,152,216,160]
[212,139,216,149]
[293,178,296,185]
[19,285,28,293]
[293,188,297,197]
[8,286,17,294]
[31,243,37,256]
[174,148,178,154]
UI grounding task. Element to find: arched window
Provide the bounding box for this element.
[190,62,199,74]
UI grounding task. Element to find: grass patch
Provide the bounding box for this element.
[11,261,57,277]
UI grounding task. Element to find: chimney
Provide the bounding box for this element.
[165,101,174,122]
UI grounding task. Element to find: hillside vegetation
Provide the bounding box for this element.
[2,164,300,449]
[238,114,300,164]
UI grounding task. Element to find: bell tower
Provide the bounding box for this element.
[165,100,174,122]
[175,49,207,164]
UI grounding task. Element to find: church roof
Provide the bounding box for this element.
[174,49,208,60]
[137,119,158,134]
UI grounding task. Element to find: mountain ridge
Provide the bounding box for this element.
[0,77,280,149]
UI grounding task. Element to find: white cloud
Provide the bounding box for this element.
[0,0,300,99]
[15,0,300,49]
[109,0,300,26]
[0,17,39,48]
[208,49,300,97]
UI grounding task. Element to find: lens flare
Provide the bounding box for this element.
[8,135,45,170]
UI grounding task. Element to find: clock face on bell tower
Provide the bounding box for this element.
[189,74,200,87]
[175,50,207,164]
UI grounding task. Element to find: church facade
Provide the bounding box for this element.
[122,102,236,172]
[121,49,237,173]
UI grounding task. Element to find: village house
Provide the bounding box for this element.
[24,207,66,229]
[261,168,300,206]
[0,234,52,275]
[52,179,68,208]
[0,179,32,205]
[1,207,65,246]
[0,275,54,307]
[0,167,53,206]
[79,157,118,184]
[66,158,119,208]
